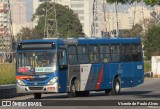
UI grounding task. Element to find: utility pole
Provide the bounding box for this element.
[102,0,108,37]
[141,3,146,34]
[115,1,119,37]
[92,0,105,37]
[44,0,59,38]
[133,2,137,27]
[91,0,98,37]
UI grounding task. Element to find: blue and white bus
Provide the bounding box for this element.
[16,37,144,99]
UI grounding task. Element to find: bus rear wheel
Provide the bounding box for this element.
[105,78,120,95]
[105,89,112,95]
[34,93,41,99]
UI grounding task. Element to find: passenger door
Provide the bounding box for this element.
[58,48,68,92]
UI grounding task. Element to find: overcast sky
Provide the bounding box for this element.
[22,0,154,22]
[107,2,153,12]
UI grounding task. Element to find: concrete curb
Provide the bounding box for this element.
[0,84,28,99]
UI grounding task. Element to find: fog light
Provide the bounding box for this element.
[47,87,55,91]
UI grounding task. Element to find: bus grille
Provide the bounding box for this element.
[29,87,43,90]
[27,82,45,86]
[25,78,48,82]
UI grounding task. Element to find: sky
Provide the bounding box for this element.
[21,0,154,22]
[107,2,154,13]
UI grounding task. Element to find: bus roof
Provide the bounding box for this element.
[18,37,141,45]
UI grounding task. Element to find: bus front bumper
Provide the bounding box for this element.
[16,83,58,93]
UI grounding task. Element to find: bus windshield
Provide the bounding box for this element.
[17,51,57,75]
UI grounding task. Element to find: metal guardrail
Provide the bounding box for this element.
[0,84,15,90]
[0,84,28,99]
[0,84,16,99]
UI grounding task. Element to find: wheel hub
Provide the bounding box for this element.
[115,82,120,92]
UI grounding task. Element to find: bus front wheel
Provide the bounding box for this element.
[34,93,41,99]
[77,91,89,97]
[68,79,78,97]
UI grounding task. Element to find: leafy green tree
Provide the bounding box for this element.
[144,25,160,59]
[33,2,84,38]
[106,0,160,6]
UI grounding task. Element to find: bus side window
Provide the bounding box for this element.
[68,45,78,65]
[58,49,67,66]
[89,45,99,64]
[132,44,142,62]
[100,45,110,63]
[121,45,132,62]
[77,45,89,64]
[111,45,121,62]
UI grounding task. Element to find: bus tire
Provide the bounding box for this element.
[77,91,89,97]
[111,77,121,95]
[68,79,78,97]
[82,91,89,97]
[105,89,112,95]
[34,93,41,99]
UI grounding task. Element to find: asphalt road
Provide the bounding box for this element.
[1,78,160,109]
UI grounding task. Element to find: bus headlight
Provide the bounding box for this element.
[47,77,58,85]
[17,80,25,86]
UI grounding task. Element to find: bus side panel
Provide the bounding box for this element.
[132,62,144,86]
[110,63,123,87]
[58,70,67,93]
[80,64,92,91]
[99,64,112,90]
[88,64,101,91]
[80,64,101,91]
[67,65,80,92]
[80,64,112,91]
[121,62,134,88]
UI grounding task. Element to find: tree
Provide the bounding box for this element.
[16,27,45,41]
[33,2,84,38]
[130,24,143,36]
[144,25,160,59]
[139,18,156,31]
[16,27,33,41]
[106,0,160,6]
[119,24,143,37]
[119,29,132,37]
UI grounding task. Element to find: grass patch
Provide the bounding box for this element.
[0,64,16,85]
[144,60,151,72]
